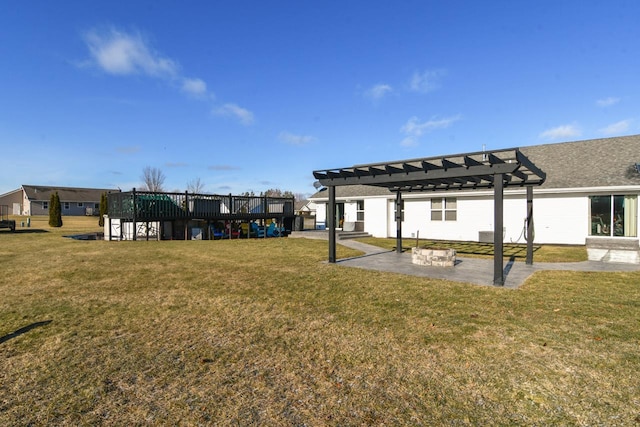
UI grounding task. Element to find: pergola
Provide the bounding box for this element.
[313,147,546,286]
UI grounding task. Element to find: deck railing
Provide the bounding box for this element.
[107,190,295,221]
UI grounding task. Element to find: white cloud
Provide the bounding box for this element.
[399,115,461,147]
[409,69,445,93]
[365,83,393,101]
[278,131,316,146]
[208,165,240,171]
[596,97,620,107]
[599,119,633,135]
[84,28,178,77]
[539,124,581,140]
[400,136,419,147]
[182,78,208,97]
[213,103,254,125]
[401,115,461,137]
[83,27,217,102]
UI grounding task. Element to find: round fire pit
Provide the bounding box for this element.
[411,247,456,267]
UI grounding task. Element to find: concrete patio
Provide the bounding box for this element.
[290,232,640,288]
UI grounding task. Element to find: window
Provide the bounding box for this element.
[356,200,364,221]
[63,202,70,210]
[431,197,457,221]
[590,195,637,237]
[77,202,83,207]
[43,201,48,210]
[94,203,100,209]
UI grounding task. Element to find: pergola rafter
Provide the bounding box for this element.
[313,147,546,286]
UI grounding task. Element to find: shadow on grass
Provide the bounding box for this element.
[6,229,49,234]
[403,240,541,259]
[0,320,52,345]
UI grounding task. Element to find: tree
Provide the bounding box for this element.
[186,177,205,194]
[48,192,62,227]
[263,188,294,198]
[293,192,309,204]
[98,192,108,227]
[141,166,166,192]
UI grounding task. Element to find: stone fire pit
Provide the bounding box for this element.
[411,247,456,267]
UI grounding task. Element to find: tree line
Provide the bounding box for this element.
[140,166,307,200]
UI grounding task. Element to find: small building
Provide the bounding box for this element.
[309,135,640,261]
[0,185,116,216]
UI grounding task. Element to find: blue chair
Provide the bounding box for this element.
[249,222,265,238]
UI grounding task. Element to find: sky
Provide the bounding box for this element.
[1,1,640,197]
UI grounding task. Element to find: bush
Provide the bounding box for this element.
[48,192,63,227]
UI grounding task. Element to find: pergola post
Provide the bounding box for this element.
[526,185,534,265]
[395,191,403,253]
[493,174,504,286]
[328,186,336,263]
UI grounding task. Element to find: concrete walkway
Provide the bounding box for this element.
[291,232,640,288]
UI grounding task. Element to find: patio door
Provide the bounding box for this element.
[327,202,345,229]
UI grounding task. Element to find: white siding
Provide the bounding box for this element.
[315,201,326,228]
[361,198,387,237]
[311,190,639,245]
[530,194,588,244]
[343,201,358,223]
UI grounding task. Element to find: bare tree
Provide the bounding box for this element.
[293,192,308,203]
[141,166,166,192]
[186,177,205,194]
[263,188,294,198]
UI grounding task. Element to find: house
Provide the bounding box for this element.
[309,135,640,251]
[0,185,117,216]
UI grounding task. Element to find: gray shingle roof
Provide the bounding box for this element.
[310,134,640,199]
[22,185,117,202]
[520,135,640,189]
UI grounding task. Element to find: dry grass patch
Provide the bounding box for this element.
[1,218,638,425]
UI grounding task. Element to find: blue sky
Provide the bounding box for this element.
[1,1,639,197]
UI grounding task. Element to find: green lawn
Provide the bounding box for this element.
[1,217,638,425]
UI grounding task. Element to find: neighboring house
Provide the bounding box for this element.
[309,135,640,246]
[0,185,117,216]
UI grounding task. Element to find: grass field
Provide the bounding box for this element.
[1,217,639,425]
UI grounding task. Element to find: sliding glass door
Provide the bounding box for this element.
[590,195,638,237]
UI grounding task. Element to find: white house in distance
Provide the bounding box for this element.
[308,135,640,253]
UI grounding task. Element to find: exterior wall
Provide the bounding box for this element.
[0,190,23,215]
[314,201,327,228]
[29,200,47,216]
[31,200,100,216]
[528,193,588,245]
[364,198,388,236]
[60,201,99,216]
[343,201,358,223]
[312,189,640,245]
[386,192,590,245]
[105,218,161,240]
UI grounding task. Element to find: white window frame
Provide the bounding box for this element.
[589,194,637,237]
[431,197,457,221]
